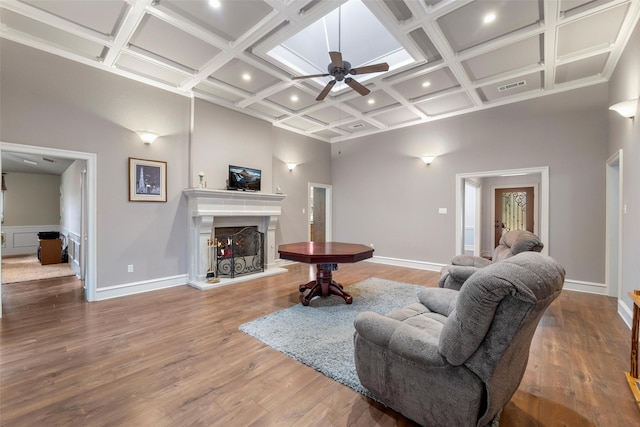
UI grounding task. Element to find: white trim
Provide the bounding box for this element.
[95,274,188,300]
[605,150,623,299]
[456,167,549,257]
[619,299,633,330]
[0,142,97,303]
[562,279,607,295]
[366,255,445,272]
[1,225,60,255]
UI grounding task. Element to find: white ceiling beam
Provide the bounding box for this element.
[103,0,153,66]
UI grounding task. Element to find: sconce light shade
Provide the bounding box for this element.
[136,131,159,144]
[421,155,436,165]
[286,162,297,171]
[609,99,637,118]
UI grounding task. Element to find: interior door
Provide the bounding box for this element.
[494,187,534,247]
[311,186,326,242]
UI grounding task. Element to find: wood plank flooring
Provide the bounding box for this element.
[1,262,638,426]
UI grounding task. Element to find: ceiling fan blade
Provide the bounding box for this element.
[292,73,330,80]
[350,63,390,75]
[316,80,336,101]
[329,51,343,69]
[345,77,370,96]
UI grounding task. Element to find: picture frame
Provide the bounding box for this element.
[129,157,167,202]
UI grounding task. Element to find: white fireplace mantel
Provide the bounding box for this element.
[184,189,287,290]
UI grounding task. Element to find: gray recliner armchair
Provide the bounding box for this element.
[353,252,565,427]
[439,229,544,290]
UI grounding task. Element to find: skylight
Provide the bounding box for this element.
[267,0,415,92]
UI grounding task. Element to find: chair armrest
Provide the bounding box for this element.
[354,311,447,366]
[417,288,458,317]
[451,255,493,268]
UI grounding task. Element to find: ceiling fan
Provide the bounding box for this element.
[292,51,389,101]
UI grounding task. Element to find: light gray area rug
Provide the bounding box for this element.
[239,277,423,398]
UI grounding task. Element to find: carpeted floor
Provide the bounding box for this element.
[2,254,75,284]
[239,277,423,398]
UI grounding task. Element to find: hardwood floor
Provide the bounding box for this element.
[1,262,638,426]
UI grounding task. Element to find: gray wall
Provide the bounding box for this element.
[332,84,609,283]
[0,39,330,291]
[1,40,191,288]
[608,22,640,313]
[272,127,332,245]
[3,172,60,226]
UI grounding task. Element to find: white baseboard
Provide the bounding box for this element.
[95,274,188,301]
[619,299,633,330]
[562,279,607,295]
[366,256,445,272]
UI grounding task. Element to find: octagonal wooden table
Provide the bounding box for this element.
[278,242,374,305]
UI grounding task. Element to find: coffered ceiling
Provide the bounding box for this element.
[1,0,638,143]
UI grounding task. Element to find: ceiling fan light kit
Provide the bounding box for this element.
[292,51,389,101]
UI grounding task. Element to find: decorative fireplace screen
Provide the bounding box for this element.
[215,226,264,278]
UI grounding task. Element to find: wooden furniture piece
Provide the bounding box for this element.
[627,290,640,409]
[278,242,374,305]
[39,238,62,265]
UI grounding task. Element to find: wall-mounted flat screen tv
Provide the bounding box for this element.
[228,165,261,191]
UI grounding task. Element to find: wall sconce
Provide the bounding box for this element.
[609,98,637,119]
[420,155,436,165]
[136,131,159,144]
[286,162,297,171]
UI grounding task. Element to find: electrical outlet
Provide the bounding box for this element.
[127,264,134,273]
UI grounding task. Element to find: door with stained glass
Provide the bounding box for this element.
[494,187,534,247]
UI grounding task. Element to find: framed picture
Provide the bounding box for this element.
[129,157,167,202]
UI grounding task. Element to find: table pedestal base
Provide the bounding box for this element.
[299,263,353,306]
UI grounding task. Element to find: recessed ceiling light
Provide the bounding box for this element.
[367,99,375,105]
[290,95,299,102]
[242,73,251,81]
[483,12,496,24]
[209,0,221,8]
[422,81,431,88]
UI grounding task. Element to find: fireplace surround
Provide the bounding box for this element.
[184,188,287,290]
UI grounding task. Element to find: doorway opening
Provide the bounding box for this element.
[606,150,622,299]
[492,185,537,248]
[456,167,549,258]
[463,180,481,256]
[308,183,332,242]
[0,142,97,317]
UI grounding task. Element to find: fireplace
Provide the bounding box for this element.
[214,226,264,278]
[184,188,286,290]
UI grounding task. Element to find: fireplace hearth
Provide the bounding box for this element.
[184,188,287,290]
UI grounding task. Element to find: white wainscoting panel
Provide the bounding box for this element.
[1,225,60,256]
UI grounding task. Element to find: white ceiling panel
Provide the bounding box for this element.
[210,58,283,94]
[478,71,543,102]
[130,15,221,71]
[557,3,628,57]
[116,53,190,86]
[462,36,542,81]
[159,0,274,42]
[371,107,422,126]
[416,92,474,116]
[436,0,541,52]
[20,0,126,35]
[1,0,638,143]
[391,67,459,100]
[555,52,610,83]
